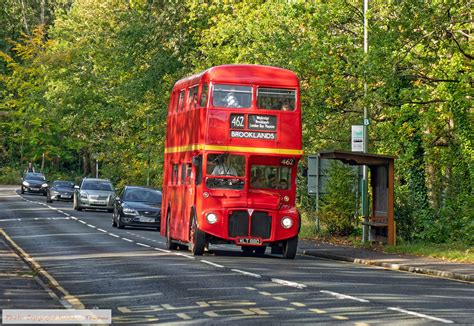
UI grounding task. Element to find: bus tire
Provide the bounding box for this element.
[165,211,178,250]
[282,236,298,259]
[189,213,205,256]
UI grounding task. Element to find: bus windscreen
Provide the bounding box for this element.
[206,154,246,189]
[250,165,292,190]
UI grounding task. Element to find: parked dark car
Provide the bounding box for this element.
[21,172,48,195]
[46,181,75,203]
[112,186,162,230]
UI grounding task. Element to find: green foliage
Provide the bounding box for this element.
[0,0,471,245]
[0,166,21,184]
[319,161,357,236]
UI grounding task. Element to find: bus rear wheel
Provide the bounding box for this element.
[189,214,206,256]
[165,211,178,250]
[282,236,298,259]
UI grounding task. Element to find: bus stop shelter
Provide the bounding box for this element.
[317,150,396,245]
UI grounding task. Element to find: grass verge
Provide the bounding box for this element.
[384,242,473,263]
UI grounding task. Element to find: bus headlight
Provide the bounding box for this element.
[206,212,218,224]
[283,195,290,202]
[281,216,293,229]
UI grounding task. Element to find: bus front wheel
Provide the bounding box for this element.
[189,214,206,256]
[282,236,298,259]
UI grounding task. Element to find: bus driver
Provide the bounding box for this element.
[211,155,237,176]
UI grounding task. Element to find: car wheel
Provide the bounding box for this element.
[73,196,82,211]
[117,215,125,229]
[165,211,178,250]
[282,236,298,259]
[112,209,117,227]
[189,213,206,256]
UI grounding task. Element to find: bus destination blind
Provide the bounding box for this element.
[230,114,276,140]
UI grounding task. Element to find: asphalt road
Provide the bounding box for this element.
[1,186,472,325]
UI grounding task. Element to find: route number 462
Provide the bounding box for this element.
[280,158,295,166]
[230,114,245,129]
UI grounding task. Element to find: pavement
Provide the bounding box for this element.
[299,239,474,283]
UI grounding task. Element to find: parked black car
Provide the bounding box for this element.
[112,186,162,230]
[21,172,48,195]
[46,181,75,203]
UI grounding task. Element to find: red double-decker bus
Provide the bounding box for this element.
[161,64,303,259]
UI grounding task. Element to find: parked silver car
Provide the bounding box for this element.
[73,178,115,212]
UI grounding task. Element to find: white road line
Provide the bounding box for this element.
[271,278,307,289]
[201,260,224,268]
[231,269,261,278]
[108,233,120,238]
[86,224,96,228]
[154,248,170,253]
[175,253,195,259]
[97,228,107,233]
[79,220,86,224]
[122,238,134,243]
[387,307,454,324]
[320,290,370,303]
[0,219,22,222]
[136,243,151,248]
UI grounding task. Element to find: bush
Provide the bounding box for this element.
[0,167,22,184]
[318,161,357,236]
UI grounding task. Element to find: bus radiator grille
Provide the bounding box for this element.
[228,210,249,237]
[251,211,272,239]
[228,210,272,239]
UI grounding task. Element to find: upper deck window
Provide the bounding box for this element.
[188,85,198,109]
[212,84,252,109]
[199,84,209,107]
[177,90,185,112]
[257,87,296,111]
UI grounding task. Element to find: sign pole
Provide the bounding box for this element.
[362,0,370,242]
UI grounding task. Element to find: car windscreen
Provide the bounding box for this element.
[123,188,162,203]
[82,181,113,191]
[53,181,74,188]
[26,175,45,181]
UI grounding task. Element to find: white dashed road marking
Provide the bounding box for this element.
[387,307,454,324]
[231,269,261,278]
[320,290,370,303]
[201,260,224,268]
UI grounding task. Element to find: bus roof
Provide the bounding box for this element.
[173,64,299,90]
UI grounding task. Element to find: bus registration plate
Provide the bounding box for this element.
[237,238,261,245]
